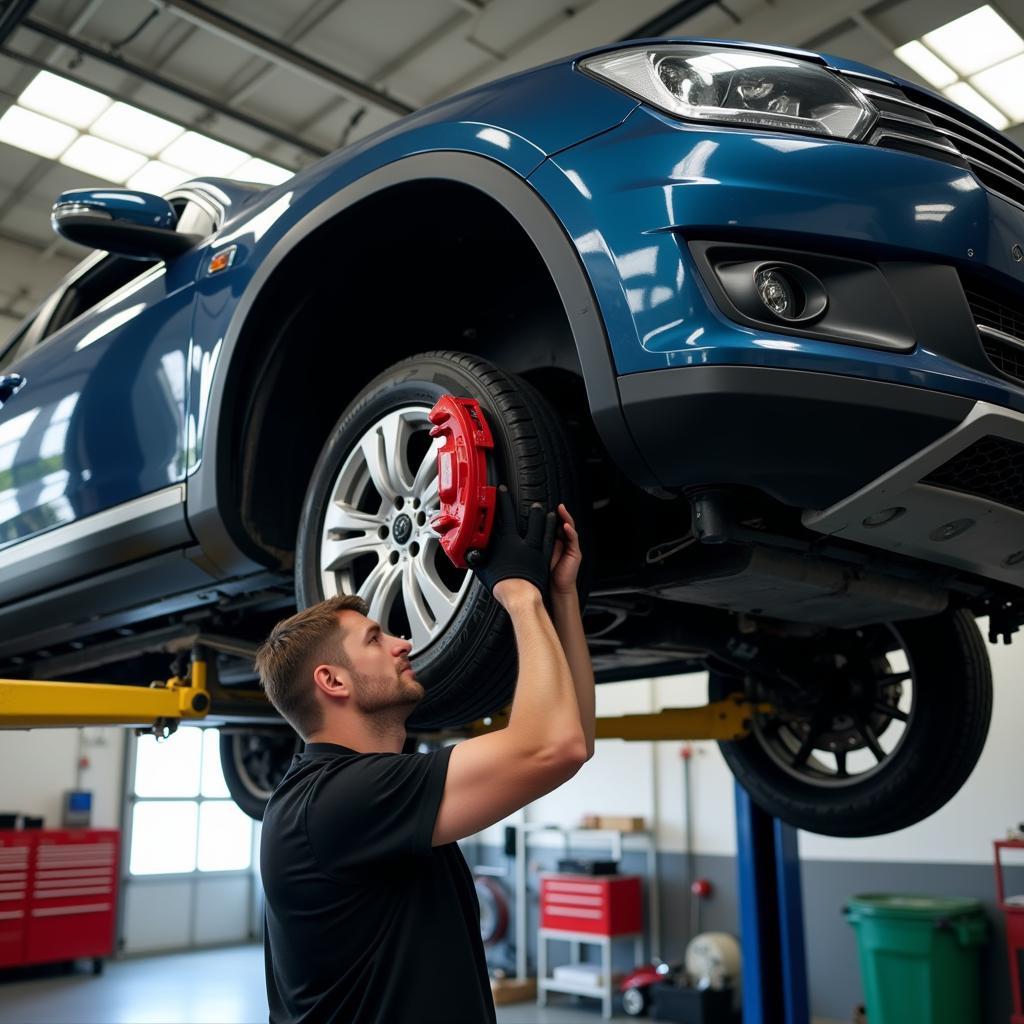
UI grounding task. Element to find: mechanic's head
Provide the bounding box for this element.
[255,594,420,740]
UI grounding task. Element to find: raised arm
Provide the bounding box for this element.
[432,494,588,847]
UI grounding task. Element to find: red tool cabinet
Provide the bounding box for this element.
[540,874,644,936]
[995,839,1024,1024]
[0,829,119,970]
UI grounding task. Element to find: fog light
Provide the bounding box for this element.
[755,268,801,320]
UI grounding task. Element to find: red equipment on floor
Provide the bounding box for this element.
[995,838,1024,1024]
[0,828,120,971]
[428,395,496,568]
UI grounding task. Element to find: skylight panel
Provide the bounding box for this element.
[90,103,184,156]
[922,5,1024,78]
[18,71,110,129]
[0,107,77,159]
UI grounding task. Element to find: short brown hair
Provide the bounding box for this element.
[254,594,369,738]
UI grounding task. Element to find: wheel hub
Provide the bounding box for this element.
[392,513,413,545]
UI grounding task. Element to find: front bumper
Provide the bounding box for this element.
[804,400,1024,588]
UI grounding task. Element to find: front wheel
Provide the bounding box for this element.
[294,350,585,730]
[711,609,992,836]
[621,986,650,1017]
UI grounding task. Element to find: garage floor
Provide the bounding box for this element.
[0,944,632,1022]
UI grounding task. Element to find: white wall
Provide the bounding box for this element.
[479,621,1024,866]
[0,726,125,829]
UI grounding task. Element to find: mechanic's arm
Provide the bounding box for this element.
[432,495,587,847]
[549,504,595,758]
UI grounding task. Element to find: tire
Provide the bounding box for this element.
[220,729,301,821]
[621,986,650,1017]
[295,351,586,730]
[710,609,992,837]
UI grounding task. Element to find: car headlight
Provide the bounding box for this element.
[580,45,876,141]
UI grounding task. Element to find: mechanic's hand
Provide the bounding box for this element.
[473,485,557,599]
[549,503,581,597]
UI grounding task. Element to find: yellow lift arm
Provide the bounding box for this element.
[0,660,211,731]
[468,694,772,743]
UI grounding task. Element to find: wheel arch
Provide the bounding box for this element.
[187,151,644,572]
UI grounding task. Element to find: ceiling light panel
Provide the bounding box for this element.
[231,158,292,185]
[893,40,957,89]
[922,5,1024,77]
[60,136,148,184]
[90,103,184,156]
[126,161,191,194]
[160,132,248,176]
[18,70,111,129]
[943,81,1010,130]
[971,54,1024,123]
[0,107,77,159]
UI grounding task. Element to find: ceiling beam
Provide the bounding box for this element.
[622,0,722,39]
[150,0,415,116]
[16,18,330,158]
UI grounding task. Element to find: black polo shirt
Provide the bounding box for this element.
[260,742,495,1024]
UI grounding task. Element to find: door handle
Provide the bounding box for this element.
[0,373,26,407]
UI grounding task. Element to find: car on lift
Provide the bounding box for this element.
[1,38,1022,834]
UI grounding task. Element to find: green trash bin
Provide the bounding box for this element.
[845,894,988,1024]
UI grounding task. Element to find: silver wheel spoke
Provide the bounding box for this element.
[380,410,416,493]
[360,426,401,503]
[360,558,403,625]
[324,502,385,534]
[412,538,462,618]
[412,435,440,497]
[402,559,436,649]
[420,473,440,511]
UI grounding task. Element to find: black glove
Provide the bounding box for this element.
[472,485,557,596]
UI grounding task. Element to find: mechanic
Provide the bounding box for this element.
[256,486,595,1024]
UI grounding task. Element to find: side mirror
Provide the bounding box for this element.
[51,188,203,261]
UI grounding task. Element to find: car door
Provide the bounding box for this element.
[0,194,217,603]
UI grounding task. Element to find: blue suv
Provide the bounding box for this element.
[1,40,1022,834]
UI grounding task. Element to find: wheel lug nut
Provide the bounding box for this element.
[378,526,389,539]
[394,496,405,510]
[410,542,420,557]
[389,551,399,565]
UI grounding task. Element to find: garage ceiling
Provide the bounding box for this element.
[0,0,1022,335]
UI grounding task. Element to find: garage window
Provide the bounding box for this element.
[128,728,252,876]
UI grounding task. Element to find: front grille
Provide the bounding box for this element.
[923,435,1024,513]
[840,72,1024,210]
[961,276,1024,385]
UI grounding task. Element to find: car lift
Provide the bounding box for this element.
[2,667,811,1020]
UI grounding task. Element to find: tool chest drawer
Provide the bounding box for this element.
[0,829,119,967]
[540,874,643,936]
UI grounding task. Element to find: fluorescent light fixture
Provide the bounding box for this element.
[18,70,110,129]
[231,157,292,184]
[893,40,957,89]
[943,81,1009,130]
[60,135,148,183]
[90,102,183,156]
[971,53,1024,123]
[126,160,191,194]
[923,5,1024,77]
[160,131,248,175]
[0,106,77,159]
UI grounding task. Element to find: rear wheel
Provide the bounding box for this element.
[295,350,586,730]
[710,609,992,836]
[219,730,301,821]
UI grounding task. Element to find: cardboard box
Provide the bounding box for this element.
[580,815,647,832]
[490,977,536,1005]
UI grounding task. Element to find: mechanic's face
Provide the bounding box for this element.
[338,612,421,714]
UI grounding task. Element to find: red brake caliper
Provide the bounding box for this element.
[428,395,496,568]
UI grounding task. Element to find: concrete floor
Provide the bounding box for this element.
[0,943,632,1023]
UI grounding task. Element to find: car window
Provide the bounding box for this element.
[44,255,159,338]
[0,319,34,371]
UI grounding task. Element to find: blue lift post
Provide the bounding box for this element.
[735,781,811,1024]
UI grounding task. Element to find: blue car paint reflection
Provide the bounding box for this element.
[0,38,1021,581]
